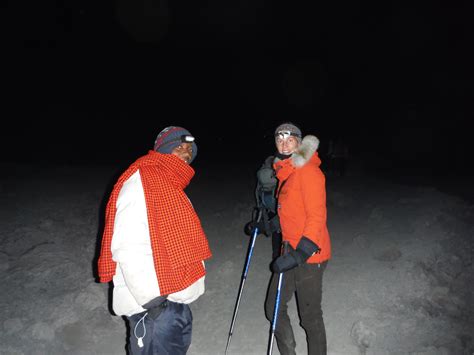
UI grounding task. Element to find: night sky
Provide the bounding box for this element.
[2,1,473,175]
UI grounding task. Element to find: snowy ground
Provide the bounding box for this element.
[1,161,473,355]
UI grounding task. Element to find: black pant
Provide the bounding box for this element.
[127,301,192,355]
[265,262,328,355]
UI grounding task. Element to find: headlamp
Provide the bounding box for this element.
[275,130,300,140]
[181,135,195,143]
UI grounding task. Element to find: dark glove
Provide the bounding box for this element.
[244,220,267,237]
[271,237,320,273]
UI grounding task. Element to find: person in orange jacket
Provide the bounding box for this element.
[265,122,331,355]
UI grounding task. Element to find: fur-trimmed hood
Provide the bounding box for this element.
[274,135,320,168]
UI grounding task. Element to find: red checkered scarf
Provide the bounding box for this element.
[98,151,212,295]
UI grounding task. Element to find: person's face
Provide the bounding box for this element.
[172,143,193,164]
[275,135,300,155]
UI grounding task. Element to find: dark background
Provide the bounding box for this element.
[2,0,473,176]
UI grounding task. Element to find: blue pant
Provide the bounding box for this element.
[127,301,193,355]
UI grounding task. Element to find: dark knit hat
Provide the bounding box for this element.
[154,126,198,163]
[274,122,302,142]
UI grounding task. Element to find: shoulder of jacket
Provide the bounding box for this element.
[292,135,319,168]
[117,170,143,206]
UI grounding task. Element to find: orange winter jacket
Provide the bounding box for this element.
[274,136,331,264]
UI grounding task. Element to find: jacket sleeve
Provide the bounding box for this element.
[111,170,161,306]
[300,167,327,248]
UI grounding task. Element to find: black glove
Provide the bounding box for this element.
[244,220,267,236]
[271,237,320,273]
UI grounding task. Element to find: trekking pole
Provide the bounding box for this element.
[225,209,263,355]
[267,241,289,355]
